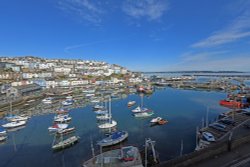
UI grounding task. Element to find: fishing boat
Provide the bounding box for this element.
[2,120,26,128]
[56,127,75,135]
[42,97,53,104]
[97,131,128,147]
[48,123,68,132]
[54,115,72,123]
[82,146,143,167]
[52,135,79,151]
[0,127,7,135]
[219,99,243,108]
[150,117,162,123]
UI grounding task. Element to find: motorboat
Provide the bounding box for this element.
[48,123,68,132]
[97,131,128,147]
[62,99,74,106]
[54,115,72,123]
[127,101,136,107]
[56,127,75,135]
[42,97,53,104]
[93,104,105,110]
[54,114,69,120]
[157,119,168,125]
[2,120,26,128]
[202,132,216,142]
[150,117,162,123]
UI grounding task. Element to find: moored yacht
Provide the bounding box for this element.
[2,120,26,128]
[97,130,128,147]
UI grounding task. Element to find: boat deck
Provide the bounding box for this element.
[83,147,143,167]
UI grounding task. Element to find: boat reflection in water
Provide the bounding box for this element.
[7,125,26,132]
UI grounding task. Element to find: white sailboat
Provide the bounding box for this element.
[132,95,154,118]
[2,121,26,128]
[98,98,117,129]
[52,135,79,150]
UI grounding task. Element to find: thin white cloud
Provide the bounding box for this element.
[166,51,250,71]
[64,38,127,53]
[192,5,250,48]
[57,0,104,25]
[122,0,169,21]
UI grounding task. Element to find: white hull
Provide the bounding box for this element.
[150,117,162,123]
[48,124,68,132]
[0,136,7,142]
[0,129,7,135]
[2,121,26,128]
[134,112,154,118]
[52,136,79,150]
[54,117,72,123]
[96,114,110,121]
[8,116,29,122]
[98,120,117,129]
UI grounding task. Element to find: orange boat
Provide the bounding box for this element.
[219,100,247,108]
[157,119,168,125]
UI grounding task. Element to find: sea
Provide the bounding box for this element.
[0,87,229,167]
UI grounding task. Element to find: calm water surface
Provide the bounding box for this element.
[0,88,228,167]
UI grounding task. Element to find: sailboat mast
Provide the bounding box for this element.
[180,140,183,156]
[108,98,111,133]
[145,138,148,167]
[90,137,95,159]
[141,94,144,108]
[206,106,209,127]
[196,126,199,149]
[10,100,12,115]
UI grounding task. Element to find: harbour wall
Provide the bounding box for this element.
[155,133,250,167]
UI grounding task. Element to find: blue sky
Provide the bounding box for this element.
[1,0,250,72]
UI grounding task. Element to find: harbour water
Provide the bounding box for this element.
[0,88,228,167]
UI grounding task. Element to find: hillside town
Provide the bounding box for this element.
[0,56,145,109]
